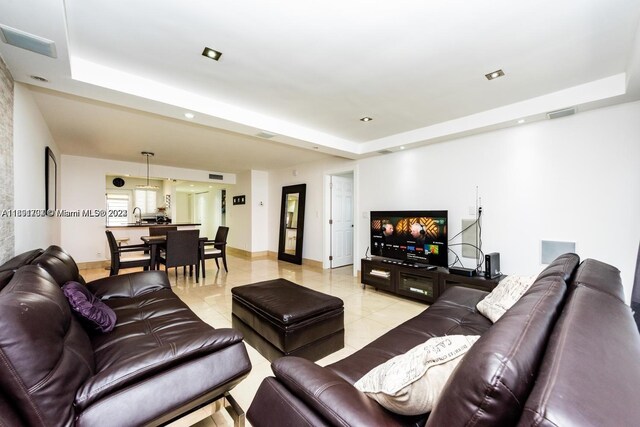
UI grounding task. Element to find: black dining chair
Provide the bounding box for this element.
[158,229,200,282]
[105,230,151,276]
[149,226,177,236]
[200,226,229,277]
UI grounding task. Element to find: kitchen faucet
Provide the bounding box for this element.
[133,207,142,225]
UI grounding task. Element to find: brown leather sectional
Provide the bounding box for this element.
[247,254,640,426]
[0,246,252,426]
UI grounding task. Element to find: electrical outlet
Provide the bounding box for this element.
[96,252,101,257]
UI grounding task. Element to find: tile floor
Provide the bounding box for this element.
[81,254,428,426]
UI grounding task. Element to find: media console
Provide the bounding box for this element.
[361,257,504,304]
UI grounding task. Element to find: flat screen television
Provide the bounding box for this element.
[370,210,448,267]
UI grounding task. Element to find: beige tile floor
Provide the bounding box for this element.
[82,254,428,426]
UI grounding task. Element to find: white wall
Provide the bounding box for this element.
[226,170,252,252]
[265,101,640,302]
[356,101,640,302]
[268,158,353,261]
[13,83,61,253]
[175,192,190,222]
[251,170,269,252]
[60,155,236,262]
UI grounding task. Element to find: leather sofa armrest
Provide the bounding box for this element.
[272,357,401,427]
[86,271,170,299]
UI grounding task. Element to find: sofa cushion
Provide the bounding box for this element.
[329,286,492,385]
[62,281,117,332]
[0,249,44,292]
[518,259,640,427]
[87,270,171,299]
[0,270,13,292]
[31,245,85,285]
[0,266,95,426]
[355,335,480,415]
[75,288,245,411]
[570,258,625,302]
[0,248,44,273]
[477,275,537,323]
[272,357,403,427]
[425,253,580,427]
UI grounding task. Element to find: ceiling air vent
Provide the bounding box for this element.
[256,131,276,139]
[547,107,576,120]
[209,174,223,180]
[377,149,393,155]
[0,25,57,58]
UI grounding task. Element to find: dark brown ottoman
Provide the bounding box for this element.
[231,279,344,362]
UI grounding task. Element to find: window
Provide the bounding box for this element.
[106,193,130,226]
[134,189,158,214]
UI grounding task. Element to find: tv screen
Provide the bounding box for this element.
[370,210,448,267]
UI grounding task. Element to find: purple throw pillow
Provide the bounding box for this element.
[62,281,116,333]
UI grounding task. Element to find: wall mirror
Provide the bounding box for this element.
[278,184,306,264]
[45,147,57,211]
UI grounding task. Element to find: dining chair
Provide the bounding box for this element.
[200,226,229,277]
[149,226,177,236]
[158,229,200,282]
[105,230,151,276]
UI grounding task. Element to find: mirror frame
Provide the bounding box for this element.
[278,183,306,265]
[45,146,57,211]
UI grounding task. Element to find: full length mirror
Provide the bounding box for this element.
[278,184,306,264]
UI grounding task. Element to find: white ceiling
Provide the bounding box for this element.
[1,0,640,172]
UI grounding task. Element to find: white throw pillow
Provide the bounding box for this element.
[476,275,538,323]
[354,335,480,415]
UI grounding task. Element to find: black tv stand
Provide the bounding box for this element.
[379,258,435,269]
[361,256,503,303]
[402,261,436,270]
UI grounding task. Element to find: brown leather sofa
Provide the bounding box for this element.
[247,254,640,426]
[0,246,252,426]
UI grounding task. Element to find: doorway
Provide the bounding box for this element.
[329,173,354,268]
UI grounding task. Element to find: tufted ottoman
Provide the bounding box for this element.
[231,279,344,362]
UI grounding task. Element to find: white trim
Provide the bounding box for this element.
[323,165,359,276]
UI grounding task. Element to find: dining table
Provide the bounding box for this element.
[140,235,208,271]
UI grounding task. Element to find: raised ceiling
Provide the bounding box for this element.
[1,0,640,172]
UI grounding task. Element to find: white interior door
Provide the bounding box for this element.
[331,175,354,268]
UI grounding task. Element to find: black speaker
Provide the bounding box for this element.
[485,252,501,279]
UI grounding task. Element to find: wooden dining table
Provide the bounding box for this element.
[140,235,208,271]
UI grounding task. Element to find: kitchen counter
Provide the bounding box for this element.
[106,223,201,229]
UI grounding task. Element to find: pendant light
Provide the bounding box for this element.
[136,151,159,189]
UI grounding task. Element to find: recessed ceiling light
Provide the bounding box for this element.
[400,146,405,150]
[518,119,525,124]
[184,112,195,119]
[30,75,48,82]
[485,69,505,80]
[189,184,194,187]
[202,47,222,61]
[360,117,373,122]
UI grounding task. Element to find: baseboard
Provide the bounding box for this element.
[227,247,269,259]
[78,260,108,270]
[302,258,323,269]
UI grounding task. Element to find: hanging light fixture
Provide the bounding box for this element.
[136,151,160,189]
